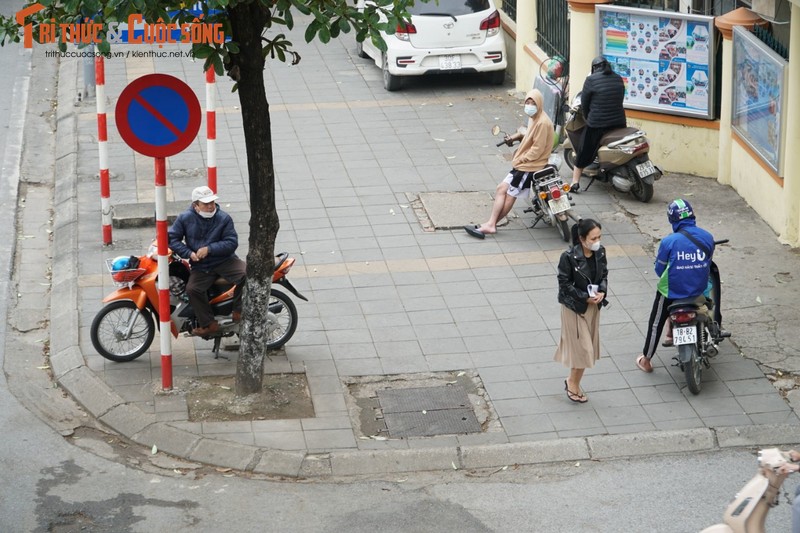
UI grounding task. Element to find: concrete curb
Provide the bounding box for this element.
[43,58,800,479]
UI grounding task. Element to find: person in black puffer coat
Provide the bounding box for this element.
[569,56,627,192]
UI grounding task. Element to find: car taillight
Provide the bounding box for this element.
[395,22,417,41]
[550,186,561,200]
[480,11,501,37]
[670,311,696,323]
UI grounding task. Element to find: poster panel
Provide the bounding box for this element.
[596,5,715,119]
[731,26,786,174]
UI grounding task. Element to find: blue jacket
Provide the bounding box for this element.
[655,219,714,299]
[168,205,239,272]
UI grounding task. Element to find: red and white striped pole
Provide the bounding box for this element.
[154,157,173,389]
[205,68,217,193]
[96,56,112,245]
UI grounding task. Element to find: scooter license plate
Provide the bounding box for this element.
[636,160,656,177]
[673,326,697,345]
[548,196,571,214]
[439,55,461,70]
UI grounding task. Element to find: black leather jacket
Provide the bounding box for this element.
[557,244,609,315]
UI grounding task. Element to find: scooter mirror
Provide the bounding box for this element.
[491,125,501,136]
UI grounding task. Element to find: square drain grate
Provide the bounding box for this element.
[377,385,481,438]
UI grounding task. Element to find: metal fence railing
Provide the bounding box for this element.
[535,0,570,64]
[500,0,517,21]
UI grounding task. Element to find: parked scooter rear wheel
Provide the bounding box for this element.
[563,148,575,171]
[90,300,155,362]
[683,344,703,395]
[628,166,654,203]
[266,289,298,350]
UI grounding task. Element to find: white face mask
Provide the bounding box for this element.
[524,104,538,117]
[197,207,217,219]
[589,241,601,252]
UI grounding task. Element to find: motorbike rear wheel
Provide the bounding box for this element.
[557,218,570,242]
[266,289,298,350]
[682,344,703,395]
[90,300,155,362]
[563,148,575,171]
[628,166,654,203]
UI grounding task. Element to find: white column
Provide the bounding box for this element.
[780,2,800,245]
[716,37,733,186]
[568,1,603,99]
[515,0,536,92]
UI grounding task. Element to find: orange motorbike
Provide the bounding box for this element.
[90,244,307,362]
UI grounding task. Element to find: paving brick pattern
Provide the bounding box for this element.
[71,24,797,452]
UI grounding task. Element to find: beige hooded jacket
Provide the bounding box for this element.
[512,89,554,172]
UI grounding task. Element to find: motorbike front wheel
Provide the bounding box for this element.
[563,148,575,171]
[266,289,298,350]
[681,344,703,395]
[90,300,155,362]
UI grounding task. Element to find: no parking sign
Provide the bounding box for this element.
[115,74,201,158]
[115,73,201,389]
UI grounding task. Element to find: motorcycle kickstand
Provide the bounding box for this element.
[583,176,597,192]
[523,206,544,228]
[212,337,228,360]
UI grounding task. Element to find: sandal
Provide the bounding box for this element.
[636,355,653,373]
[569,182,580,193]
[564,380,588,403]
[662,338,674,347]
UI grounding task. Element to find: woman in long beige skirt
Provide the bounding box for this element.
[554,219,608,403]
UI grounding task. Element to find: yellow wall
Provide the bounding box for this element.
[568,11,596,100]
[625,117,720,177]
[730,139,785,233]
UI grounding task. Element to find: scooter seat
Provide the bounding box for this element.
[600,127,642,146]
[669,295,708,309]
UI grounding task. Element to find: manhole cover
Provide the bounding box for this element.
[417,192,508,230]
[377,385,481,437]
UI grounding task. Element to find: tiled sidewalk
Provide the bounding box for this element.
[71,28,797,452]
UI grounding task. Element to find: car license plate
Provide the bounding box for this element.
[636,160,656,177]
[673,326,697,345]
[439,55,461,70]
[548,196,571,214]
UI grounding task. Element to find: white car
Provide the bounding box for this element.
[356,0,508,91]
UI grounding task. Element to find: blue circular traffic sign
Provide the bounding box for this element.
[115,74,201,158]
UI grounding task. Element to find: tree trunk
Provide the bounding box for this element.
[228,4,278,396]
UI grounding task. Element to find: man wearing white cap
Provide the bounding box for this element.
[168,186,246,336]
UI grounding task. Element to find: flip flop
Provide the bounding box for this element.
[661,338,674,347]
[464,225,485,239]
[564,380,588,403]
[636,355,653,373]
[569,183,580,193]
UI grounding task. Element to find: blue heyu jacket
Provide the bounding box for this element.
[168,205,239,272]
[655,218,714,299]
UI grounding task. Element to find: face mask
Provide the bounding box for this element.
[524,104,538,117]
[197,207,217,219]
[590,241,601,252]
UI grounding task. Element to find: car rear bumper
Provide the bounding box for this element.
[385,40,507,77]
